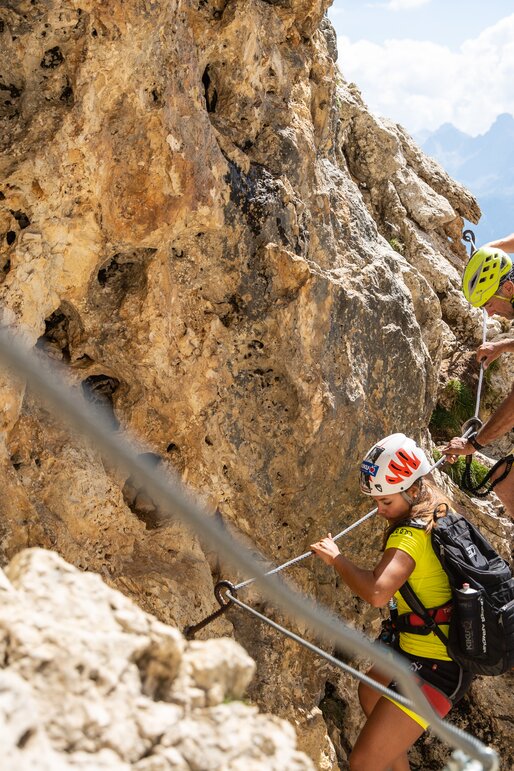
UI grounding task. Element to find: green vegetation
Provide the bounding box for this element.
[429,378,476,441]
[389,237,405,255]
[432,449,491,493]
[483,357,500,386]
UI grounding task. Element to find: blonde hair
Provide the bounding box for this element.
[382,476,452,548]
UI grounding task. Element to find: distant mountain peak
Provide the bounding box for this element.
[421,113,514,246]
[487,112,514,135]
[435,122,469,136]
[423,122,471,154]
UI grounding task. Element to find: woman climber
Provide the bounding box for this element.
[311,433,473,771]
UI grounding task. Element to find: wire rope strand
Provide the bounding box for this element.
[0,328,498,771]
[228,593,498,771]
[234,421,480,594]
[233,509,377,591]
[227,592,414,708]
[474,309,488,419]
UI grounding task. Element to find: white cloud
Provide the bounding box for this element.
[337,13,514,135]
[338,14,514,135]
[381,0,432,10]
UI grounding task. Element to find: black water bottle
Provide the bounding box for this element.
[455,583,483,656]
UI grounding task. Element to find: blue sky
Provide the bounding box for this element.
[328,0,514,136]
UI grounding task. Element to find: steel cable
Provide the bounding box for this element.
[0,328,498,771]
[232,424,478,593]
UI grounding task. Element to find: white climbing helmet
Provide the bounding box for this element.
[360,433,431,496]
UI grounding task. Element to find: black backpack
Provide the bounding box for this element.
[395,510,514,676]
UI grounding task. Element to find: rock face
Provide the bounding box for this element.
[0,1,512,768]
[0,547,313,770]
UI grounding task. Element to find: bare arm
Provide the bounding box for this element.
[476,338,514,368]
[442,383,514,456]
[310,534,414,607]
[476,384,514,446]
[487,233,514,253]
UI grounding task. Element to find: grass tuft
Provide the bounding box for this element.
[389,237,405,255]
[432,449,491,492]
[429,378,476,441]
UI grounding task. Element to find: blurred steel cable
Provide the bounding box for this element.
[0,327,498,771]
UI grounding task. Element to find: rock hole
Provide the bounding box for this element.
[40,46,64,68]
[36,308,71,362]
[202,66,218,113]
[319,681,353,767]
[17,728,35,750]
[59,84,74,104]
[10,210,30,229]
[205,436,213,446]
[10,454,22,470]
[96,249,155,292]
[81,375,120,430]
[97,257,120,286]
[0,82,21,99]
[6,231,16,245]
[122,453,164,530]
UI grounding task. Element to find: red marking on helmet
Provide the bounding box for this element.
[385,449,421,484]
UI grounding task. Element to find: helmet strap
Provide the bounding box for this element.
[493,280,514,306]
[492,293,512,305]
[401,479,422,507]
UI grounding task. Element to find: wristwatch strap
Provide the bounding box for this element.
[469,432,484,451]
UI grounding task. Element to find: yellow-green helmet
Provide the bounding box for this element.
[462,246,512,307]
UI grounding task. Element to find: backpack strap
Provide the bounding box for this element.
[398,582,449,646]
[391,515,452,645]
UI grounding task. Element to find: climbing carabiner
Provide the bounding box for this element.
[462,229,477,256]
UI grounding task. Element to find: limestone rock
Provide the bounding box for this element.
[0,1,511,768]
[170,637,256,708]
[0,548,313,770]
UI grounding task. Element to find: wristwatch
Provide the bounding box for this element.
[468,432,485,451]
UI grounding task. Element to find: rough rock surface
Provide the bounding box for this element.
[0,1,512,768]
[0,547,313,770]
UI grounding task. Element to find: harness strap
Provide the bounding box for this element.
[398,582,450,646]
[462,454,514,498]
[394,601,452,635]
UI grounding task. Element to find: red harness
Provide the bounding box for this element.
[395,601,453,635]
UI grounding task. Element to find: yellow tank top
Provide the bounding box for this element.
[386,523,452,660]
